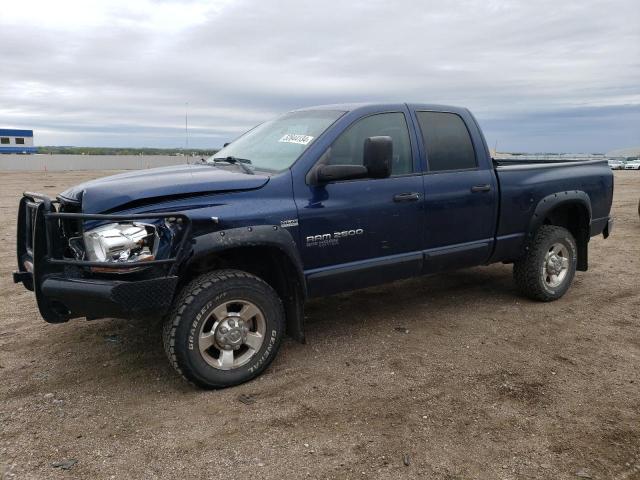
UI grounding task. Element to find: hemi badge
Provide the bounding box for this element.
[280,219,298,228]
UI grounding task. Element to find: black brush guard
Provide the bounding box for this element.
[14,192,192,323]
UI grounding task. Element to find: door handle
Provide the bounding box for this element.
[393,192,421,202]
[471,184,491,193]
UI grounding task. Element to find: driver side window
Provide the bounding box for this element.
[328,113,413,175]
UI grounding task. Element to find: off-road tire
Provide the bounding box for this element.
[163,269,285,389]
[513,225,577,302]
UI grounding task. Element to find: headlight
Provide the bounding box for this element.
[82,223,159,263]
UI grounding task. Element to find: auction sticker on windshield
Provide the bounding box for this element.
[279,134,314,145]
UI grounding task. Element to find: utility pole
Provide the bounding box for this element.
[184,102,190,164]
[185,102,189,152]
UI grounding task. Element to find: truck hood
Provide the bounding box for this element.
[59,164,270,213]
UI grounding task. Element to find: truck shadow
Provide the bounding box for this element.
[304,264,515,332]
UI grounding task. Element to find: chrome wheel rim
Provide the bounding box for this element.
[542,242,570,289]
[198,300,266,370]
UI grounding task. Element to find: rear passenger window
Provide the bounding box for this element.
[416,112,476,171]
[329,113,413,175]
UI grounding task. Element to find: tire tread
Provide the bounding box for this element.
[513,225,576,302]
[162,269,282,388]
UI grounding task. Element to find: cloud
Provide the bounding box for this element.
[0,0,638,151]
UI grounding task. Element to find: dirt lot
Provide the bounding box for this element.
[0,170,638,479]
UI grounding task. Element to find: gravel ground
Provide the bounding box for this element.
[1,170,639,480]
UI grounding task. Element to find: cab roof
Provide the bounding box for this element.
[294,102,468,115]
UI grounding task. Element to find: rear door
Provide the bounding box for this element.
[412,110,497,271]
[294,110,424,295]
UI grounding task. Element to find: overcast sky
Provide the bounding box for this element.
[1,0,638,152]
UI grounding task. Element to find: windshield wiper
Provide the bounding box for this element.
[211,156,255,175]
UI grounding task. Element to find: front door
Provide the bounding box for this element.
[294,111,424,295]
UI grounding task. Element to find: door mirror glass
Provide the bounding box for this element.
[363,136,392,179]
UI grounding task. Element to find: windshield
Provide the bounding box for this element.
[209,109,344,172]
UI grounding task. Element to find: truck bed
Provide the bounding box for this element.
[492,158,608,167]
[490,158,613,263]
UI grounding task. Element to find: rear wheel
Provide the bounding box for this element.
[163,270,285,389]
[513,225,577,301]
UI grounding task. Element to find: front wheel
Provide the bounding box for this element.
[513,225,577,301]
[163,270,285,389]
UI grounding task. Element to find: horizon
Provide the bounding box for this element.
[23,143,639,156]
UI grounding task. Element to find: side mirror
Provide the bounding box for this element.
[316,164,368,183]
[363,136,392,179]
[306,137,393,186]
[223,142,230,147]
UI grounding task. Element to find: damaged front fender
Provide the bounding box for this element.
[186,225,307,343]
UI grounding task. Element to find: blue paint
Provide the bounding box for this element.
[0,146,37,153]
[0,129,33,137]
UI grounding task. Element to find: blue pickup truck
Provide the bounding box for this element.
[14,103,614,388]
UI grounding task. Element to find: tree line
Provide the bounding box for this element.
[36,146,219,156]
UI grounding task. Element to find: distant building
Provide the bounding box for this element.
[0,129,36,154]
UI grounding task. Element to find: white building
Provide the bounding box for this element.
[0,129,36,154]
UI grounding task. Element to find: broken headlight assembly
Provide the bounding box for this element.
[69,222,159,272]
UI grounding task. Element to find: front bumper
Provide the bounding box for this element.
[39,276,179,320]
[13,192,191,323]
